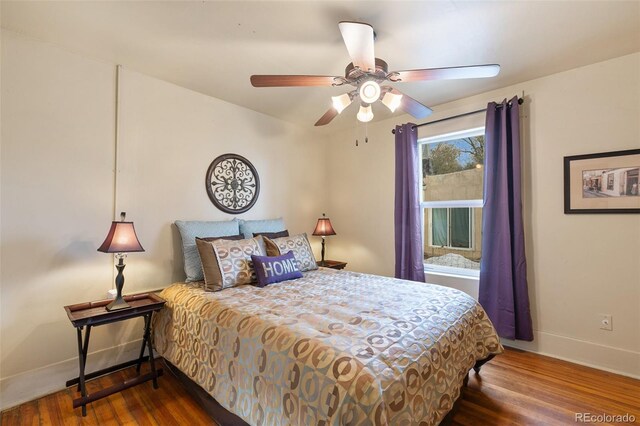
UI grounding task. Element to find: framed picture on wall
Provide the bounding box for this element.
[564,149,640,214]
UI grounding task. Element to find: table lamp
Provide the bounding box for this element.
[312,213,336,266]
[98,212,144,311]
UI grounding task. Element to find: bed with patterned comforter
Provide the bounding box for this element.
[152,267,503,425]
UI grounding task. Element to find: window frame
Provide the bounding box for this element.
[419,126,485,278]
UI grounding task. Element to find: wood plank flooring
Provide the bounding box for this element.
[450,348,639,425]
[1,347,638,425]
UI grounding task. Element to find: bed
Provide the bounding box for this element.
[152,266,502,425]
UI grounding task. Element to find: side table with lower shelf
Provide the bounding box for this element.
[64,292,165,416]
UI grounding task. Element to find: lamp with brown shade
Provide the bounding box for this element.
[97,212,145,311]
[312,213,336,267]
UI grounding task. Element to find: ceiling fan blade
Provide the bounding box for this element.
[391,64,500,82]
[389,88,433,119]
[314,107,340,126]
[338,21,375,72]
[250,75,340,87]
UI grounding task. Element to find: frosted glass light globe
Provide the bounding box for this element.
[359,80,381,104]
[357,105,374,122]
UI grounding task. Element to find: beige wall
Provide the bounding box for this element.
[0,31,328,409]
[115,67,328,289]
[423,167,484,202]
[326,53,640,378]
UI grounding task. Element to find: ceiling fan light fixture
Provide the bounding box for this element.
[359,80,381,104]
[357,104,374,123]
[382,91,403,113]
[251,22,500,126]
[331,93,352,114]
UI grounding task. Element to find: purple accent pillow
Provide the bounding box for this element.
[251,251,302,287]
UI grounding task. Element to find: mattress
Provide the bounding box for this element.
[152,268,502,425]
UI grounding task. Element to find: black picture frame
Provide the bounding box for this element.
[563,149,640,214]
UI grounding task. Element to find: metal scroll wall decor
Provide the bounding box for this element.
[206,154,260,214]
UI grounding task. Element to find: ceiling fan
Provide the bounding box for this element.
[250,21,500,126]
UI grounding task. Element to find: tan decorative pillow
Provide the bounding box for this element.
[263,233,318,272]
[195,237,264,291]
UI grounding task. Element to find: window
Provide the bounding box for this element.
[419,127,484,277]
[429,207,472,249]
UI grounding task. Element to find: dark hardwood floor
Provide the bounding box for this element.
[1,348,638,425]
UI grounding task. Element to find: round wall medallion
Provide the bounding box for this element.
[206,154,260,214]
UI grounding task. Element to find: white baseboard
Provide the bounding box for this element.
[0,339,144,411]
[502,330,640,379]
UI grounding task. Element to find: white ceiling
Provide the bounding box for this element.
[2,1,639,130]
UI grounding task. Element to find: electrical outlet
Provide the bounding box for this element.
[599,314,613,331]
[107,289,117,299]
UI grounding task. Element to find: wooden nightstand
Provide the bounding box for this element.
[317,260,347,270]
[64,292,165,416]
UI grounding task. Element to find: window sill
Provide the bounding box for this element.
[424,267,480,299]
[424,266,479,280]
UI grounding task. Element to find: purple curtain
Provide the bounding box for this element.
[394,123,426,282]
[479,96,533,341]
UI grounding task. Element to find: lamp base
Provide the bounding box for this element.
[320,237,326,264]
[106,296,130,311]
[106,256,130,311]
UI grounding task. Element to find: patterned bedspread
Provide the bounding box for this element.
[153,268,502,425]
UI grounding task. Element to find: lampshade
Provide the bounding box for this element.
[381,91,403,113]
[312,214,336,237]
[331,93,352,114]
[359,80,381,104]
[357,104,374,123]
[97,221,144,253]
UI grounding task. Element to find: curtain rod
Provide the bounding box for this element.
[391,97,524,134]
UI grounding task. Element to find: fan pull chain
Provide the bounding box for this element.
[355,122,369,146]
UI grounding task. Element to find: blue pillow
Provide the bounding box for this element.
[238,218,286,239]
[251,251,302,287]
[175,220,240,282]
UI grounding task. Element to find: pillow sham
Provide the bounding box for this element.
[238,218,286,239]
[263,233,318,272]
[195,237,264,291]
[175,220,240,282]
[252,230,289,239]
[200,234,244,242]
[251,251,302,287]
